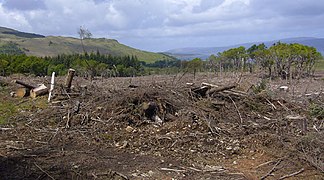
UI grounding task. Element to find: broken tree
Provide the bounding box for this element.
[65,69,76,92]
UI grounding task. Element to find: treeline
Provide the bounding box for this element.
[205,42,323,79]
[0,52,145,77]
[0,42,322,79]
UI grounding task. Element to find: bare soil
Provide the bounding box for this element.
[0,72,323,180]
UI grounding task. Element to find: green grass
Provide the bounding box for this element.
[0,101,17,124]
[0,27,173,63]
[0,86,48,125]
[314,59,324,71]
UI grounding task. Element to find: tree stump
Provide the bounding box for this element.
[65,69,75,92]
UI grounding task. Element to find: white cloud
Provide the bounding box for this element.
[0,2,32,31]
[0,0,323,51]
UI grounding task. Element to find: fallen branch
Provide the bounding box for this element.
[160,167,186,172]
[278,168,304,180]
[0,127,12,131]
[201,82,219,88]
[260,159,282,180]
[95,171,129,180]
[265,98,276,110]
[208,85,236,96]
[34,162,55,180]
[255,160,275,169]
[228,95,243,124]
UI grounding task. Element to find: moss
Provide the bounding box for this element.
[309,103,324,119]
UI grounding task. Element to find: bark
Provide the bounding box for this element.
[65,69,76,92]
[14,80,36,89]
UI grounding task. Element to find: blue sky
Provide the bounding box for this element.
[1,0,324,52]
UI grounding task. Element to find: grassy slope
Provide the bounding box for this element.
[0,27,172,63]
[315,59,324,71]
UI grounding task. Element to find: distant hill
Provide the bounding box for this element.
[0,26,174,63]
[165,37,324,60]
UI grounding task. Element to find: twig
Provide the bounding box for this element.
[65,110,70,128]
[228,95,243,124]
[265,98,276,110]
[260,159,282,180]
[277,100,289,111]
[6,145,28,150]
[114,171,129,180]
[278,168,304,180]
[160,167,186,172]
[96,171,129,180]
[34,162,55,180]
[0,127,12,131]
[186,166,202,172]
[255,160,275,169]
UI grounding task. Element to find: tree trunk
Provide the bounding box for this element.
[65,68,76,92]
[14,80,36,89]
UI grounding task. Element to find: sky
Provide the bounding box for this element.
[0,0,324,52]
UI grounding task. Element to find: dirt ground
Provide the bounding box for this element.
[0,72,323,180]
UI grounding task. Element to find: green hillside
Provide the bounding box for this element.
[0,27,173,63]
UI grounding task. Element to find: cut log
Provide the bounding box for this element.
[16,87,30,97]
[14,80,36,89]
[207,85,236,96]
[201,82,219,88]
[65,68,75,92]
[30,84,49,98]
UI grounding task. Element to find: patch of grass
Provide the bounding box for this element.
[0,101,17,124]
[309,103,324,119]
[314,59,324,71]
[0,85,48,124]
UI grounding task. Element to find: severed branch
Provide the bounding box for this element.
[255,160,276,169]
[160,167,186,172]
[278,168,304,180]
[260,159,282,180]
[208,84,236,96]
[228,95,243,124]
[34,162,55,180]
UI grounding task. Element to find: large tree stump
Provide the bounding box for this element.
[30,84,49,98]
[65,69,75,92]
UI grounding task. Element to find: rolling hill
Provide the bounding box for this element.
[0,26,174,63]
[165,37,324,60]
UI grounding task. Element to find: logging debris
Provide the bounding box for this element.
[1,73,323,180]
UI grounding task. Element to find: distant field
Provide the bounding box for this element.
[315,59,324,70]
[0,27,174,63]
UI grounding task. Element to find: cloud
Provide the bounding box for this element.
[2,0,46,11]
[0,0,323,51]
[0,2,32,30]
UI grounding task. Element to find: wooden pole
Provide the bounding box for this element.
[65,69,75,92]
[48,72,55,102]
